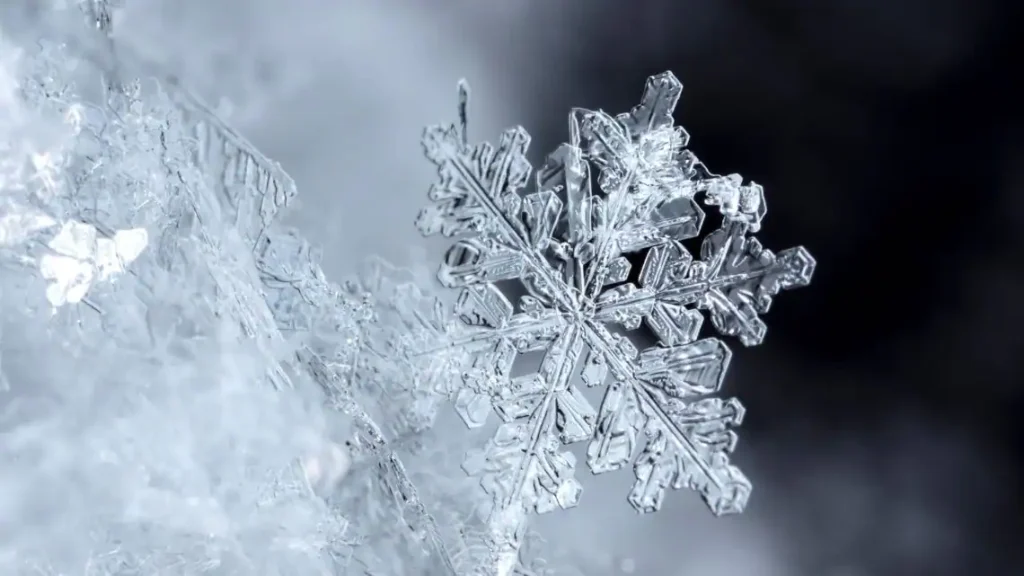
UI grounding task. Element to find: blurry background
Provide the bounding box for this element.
[110,0,1021,574]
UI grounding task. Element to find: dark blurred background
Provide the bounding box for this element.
[109,0,1022,573]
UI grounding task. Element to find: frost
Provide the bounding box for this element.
[0,20,363,574]
[392,72,816,571]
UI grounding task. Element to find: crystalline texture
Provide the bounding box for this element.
[0,39,360,573]
[415,72,815,530]
[0,13,459,574]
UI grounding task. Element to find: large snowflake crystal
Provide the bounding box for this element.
[416,72,815,521]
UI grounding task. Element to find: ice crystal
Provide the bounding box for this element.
[404,72,815,567]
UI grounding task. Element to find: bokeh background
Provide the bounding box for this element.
[109,0,1021,574]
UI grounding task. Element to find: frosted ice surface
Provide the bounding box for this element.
[410,72,816,531]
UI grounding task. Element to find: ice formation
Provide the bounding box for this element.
[0,3,815,575]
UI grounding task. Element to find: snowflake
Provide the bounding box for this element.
[414,72,815,527]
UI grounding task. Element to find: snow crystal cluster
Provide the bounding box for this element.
[0,3,814,575]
